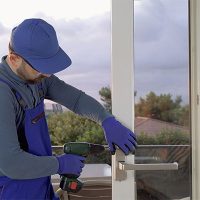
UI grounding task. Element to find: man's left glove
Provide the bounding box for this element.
[56,154,85,176]
[102,116,137,155]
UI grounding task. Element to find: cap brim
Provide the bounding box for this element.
[26,47,72,74]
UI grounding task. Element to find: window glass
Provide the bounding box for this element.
[134,0,191,199]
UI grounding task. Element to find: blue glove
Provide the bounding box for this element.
[56,154,85,176]
[102,116,137,155]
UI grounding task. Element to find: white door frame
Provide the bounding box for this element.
[111,0,136,199]
[190,0,200,199]
[111,0,196,199]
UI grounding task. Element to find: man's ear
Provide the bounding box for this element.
[9,53,22,67]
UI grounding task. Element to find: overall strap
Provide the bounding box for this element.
[0,78,28,110]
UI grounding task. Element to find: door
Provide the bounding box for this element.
[111,0,191,199]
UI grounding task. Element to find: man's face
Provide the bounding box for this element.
[16,59,50,84]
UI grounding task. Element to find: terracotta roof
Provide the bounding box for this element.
[135,117,189,136]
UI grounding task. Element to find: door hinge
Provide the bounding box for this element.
[197,95,199,105]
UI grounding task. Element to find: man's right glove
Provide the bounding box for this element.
[56,154,85,176]
[102,116,137,155]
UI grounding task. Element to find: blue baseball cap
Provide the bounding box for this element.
[10,18,72,74]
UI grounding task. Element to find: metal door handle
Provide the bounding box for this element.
[113,149,179,181]
[119,161,178,171]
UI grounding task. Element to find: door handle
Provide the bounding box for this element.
[119,161,178,171]
[113,149,179,181]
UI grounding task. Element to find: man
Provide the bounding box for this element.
[0,18,137,199]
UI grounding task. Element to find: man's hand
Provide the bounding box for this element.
[102,116,137,155]
[56,154,85,176]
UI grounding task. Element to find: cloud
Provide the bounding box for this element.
[134,0,166,42]
[0,23,10,56]
[0,0,189,105]
[0,12,111,102]
[0,22,9,35]
[134,0,189,104]
[46,13,111,101]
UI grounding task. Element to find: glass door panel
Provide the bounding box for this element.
[134,0,191,199]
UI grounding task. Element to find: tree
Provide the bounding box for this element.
[99,87,189,126]
[99,86,112,113]
[135,91,189,125]
[177,105,190,126]
[47,111,105,146]
[99,86,137,114]
[137,130,189,145]
[47,111,110,164]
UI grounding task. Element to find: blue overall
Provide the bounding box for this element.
[0,79,59,200]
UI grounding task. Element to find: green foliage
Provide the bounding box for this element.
[99,87,189,126]
[135,91,189,126]
[98,86,137,114]
[77,128,106,144]
[99,86,112,113]
[47,111,105,146]
[47,111,110,164]
[137,132,158,145]
[47,111,189,164]
[137,130,190,145]
[47,88,190,164]
[178,105,190,126]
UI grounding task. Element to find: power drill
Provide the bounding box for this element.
[59,142,105,193]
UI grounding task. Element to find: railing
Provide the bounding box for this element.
[52,145,190,200]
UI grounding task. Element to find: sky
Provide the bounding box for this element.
[0,0,189,104]
[134,0,189,104]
